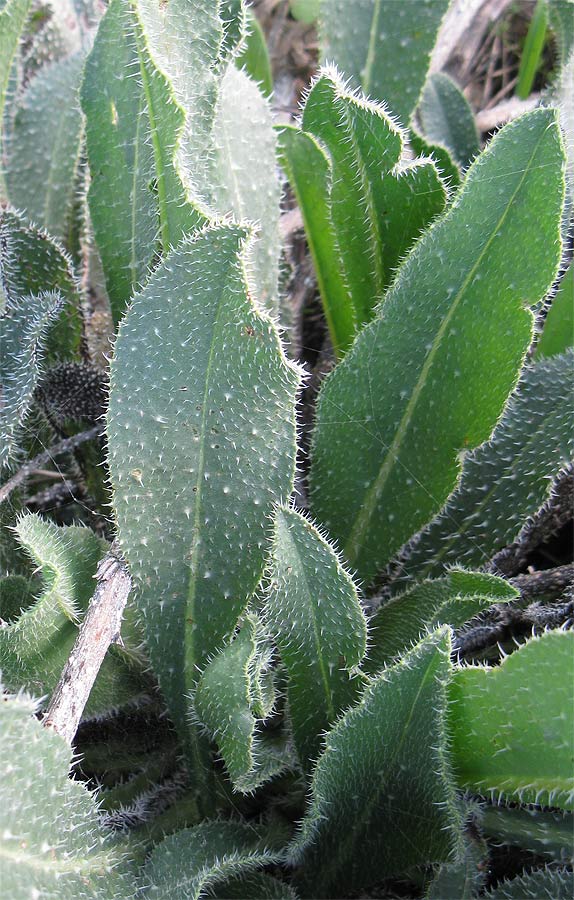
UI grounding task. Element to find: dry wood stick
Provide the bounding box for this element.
[43,551,132,744]
[0,425,102,504]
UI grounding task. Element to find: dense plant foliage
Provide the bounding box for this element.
[0,1,572,897]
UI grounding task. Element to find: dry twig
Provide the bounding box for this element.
[43,551,132,744]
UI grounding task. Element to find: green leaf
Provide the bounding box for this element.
[214,873,299,899]
[144,821,283,900]
[237,10,273,98]
[549,0,574,65]
[485,868,574,899]
[0,207,83,357]
[137,0,282,313]
[290,0,319,24]
[318,0,449,124]
[276,125,356,355]
[0,573,35,621]
[107,224,300,767]
[0,291,62,467]
[418,72,480,171]
[399,352,574,581]
[367,570,518,673]
[264,506,367,769]
[6,52,86,245]
[426,828,487,899]
[0,0,30,200]
[310,109,565,584]
[0,688,135,898]
[207,63,282,311]
[481,805,573,863]
[81,0,202,324]
[195,613,285,792]
[536,264,574,358]
[410,129,462,187]
[278,69,447,354]
[0,513,146,717]
[517,0,549,100]
[291,628,462,898]
[449,630,574,810]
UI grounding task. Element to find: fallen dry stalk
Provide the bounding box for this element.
[43,551,132,744]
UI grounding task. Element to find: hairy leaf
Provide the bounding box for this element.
[0,292,62,467]
[0,688,135,898]
[426,830,487,899]
[399,352,574,581]
[264,506,367,768]
[0,0,30,200]
[319,0,449,124]
[536,263,574,358]
[291,628,462,898]
[6,52,86,244]
[418,72,480,171]
[0,572,35,621]
[279,70,447,353]
[144,821,283,900]
[410,129,461,187]
[237,10,273,98]
[214,872,298,899]
[367,570,518,673]
[81,0,202,323]
[485,868,574,899]
[276,125,355,355]
[107,224,300,766]
[137,0,281,311]
[195,613,285,792]
[0,514,145,716]
[449,630,574,810]
[310,109,565,584]
[0,208,82,356]
[481,805,573,863]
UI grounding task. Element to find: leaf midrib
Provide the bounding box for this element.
[362,0,382,95]
[343,128,546,568]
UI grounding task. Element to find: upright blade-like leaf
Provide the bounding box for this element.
[0,513,146,716]
[400,352,574,582]
[0,207,82,356]
[367,570,518,673]
[278,69,447,353]
[536,263,574,358]
[449,630,574,810]
[207,64,281,309]
[137,0,282,312]
[264,505,367,768]
[485,868,574,899]
[310,109,565,584]
[418,72,480,171]
[0,688,135,898]
[144,821,283,900]
[6,52,86,245]
[291,628,462,898]
[107,224,300,760]
[319,0,449,124]
[0,291,62,467]
[81,0,202,324]
[0,0,30,199]
[276,125,355,355]
[194,613,285,792]
[237,10,273,98]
